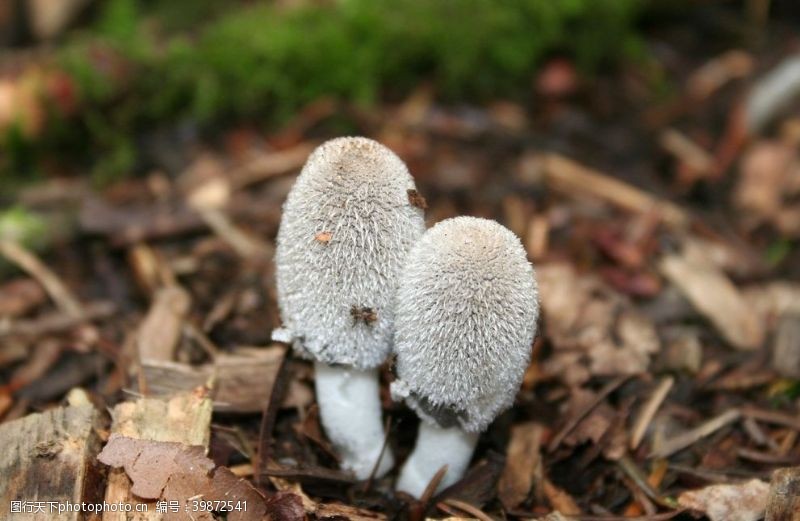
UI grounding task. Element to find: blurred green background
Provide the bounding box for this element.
[2,0,642,184]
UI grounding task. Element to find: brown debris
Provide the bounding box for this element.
[734,141,800,235]
[538,263,658,384]
[498,422,544,509]
[678,479,769,521]
[140,346,286,413]
[0,278,46,317]
[538,153,690,230]
[659,252,765,351]
[136,286,191,364]
[765,466,800,521]
[542,478,582,516]
[407,189,428,209]
[0,404,105,520]
[98,434,269,521]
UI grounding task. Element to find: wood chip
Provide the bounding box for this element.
[659,253,764,350]
[498,422,544,509]
[765,466,800,521]
[139,346,286,413]
[102,392,213,521]
[0,404,105,520]
[137,286,191,364]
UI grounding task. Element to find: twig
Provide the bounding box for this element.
[741,406,800,432]
[650,409,741,458]
[0,239,83,318]
[193,207,272,260]
[540,154,690,230]
[0,300,116,339]
[630,376,674,450]
[229,142,315,190]
[439,498,494,521]
[547,376,630,452]
[616,454,675,508]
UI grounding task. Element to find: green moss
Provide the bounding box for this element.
[3,0,644,184]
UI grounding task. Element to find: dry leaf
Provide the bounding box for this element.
[98,434,271,521]
[678,479,769,521]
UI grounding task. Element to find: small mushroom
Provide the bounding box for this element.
[274,137,426,479]
[391,217,539,497]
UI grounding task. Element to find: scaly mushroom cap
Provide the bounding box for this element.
[391,217,539,432]
[275,137,426,369]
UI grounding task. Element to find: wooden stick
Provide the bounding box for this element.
[0,239,83,318]
[541,154,690,229]
[630,376,674,450]
[650,409,741,459]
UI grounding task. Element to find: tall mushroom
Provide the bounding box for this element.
[274,137,426,479]
[391,216,539,497]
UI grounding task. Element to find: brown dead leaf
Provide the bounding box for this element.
[98,434,269,521]
[538,263,658,383]
[678,479,769,521]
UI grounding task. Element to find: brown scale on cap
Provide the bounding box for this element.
[350,305,378,326]
[407,189,428,210]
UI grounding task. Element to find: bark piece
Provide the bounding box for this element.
[766,466,800,521]
[139,346,286,413]
[0,404,104,520]
[137,287,191,363]
[102,392,212,521]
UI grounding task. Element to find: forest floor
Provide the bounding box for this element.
[1,6,800,521]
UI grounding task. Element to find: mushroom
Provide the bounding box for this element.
[391,216,539,497]
[274,137,426,479]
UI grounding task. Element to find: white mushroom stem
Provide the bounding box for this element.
[395,421,479,498]
[314,361,394,479]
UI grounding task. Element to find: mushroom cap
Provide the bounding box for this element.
[275,137,425,369]
[390,217,539,432]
